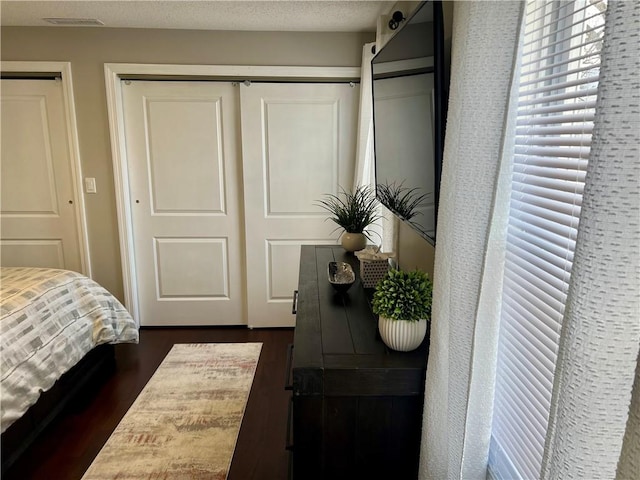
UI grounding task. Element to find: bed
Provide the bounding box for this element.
[0,267,138,472]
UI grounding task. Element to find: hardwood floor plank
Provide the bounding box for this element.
[3,327,294,480]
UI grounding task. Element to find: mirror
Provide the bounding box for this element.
[372,1,446,246]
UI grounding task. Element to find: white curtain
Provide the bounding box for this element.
[541,2,640,478]
[354,42,376,190]
[419,2,525,479]
[420,1,640,479]
[353,41,384,247]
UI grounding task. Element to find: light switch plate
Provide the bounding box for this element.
[85,177,97,194]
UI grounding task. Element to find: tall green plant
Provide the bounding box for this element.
[317,186,380,240]
[372,269,432,322]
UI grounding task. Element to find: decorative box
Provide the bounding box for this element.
[355,247,395,288]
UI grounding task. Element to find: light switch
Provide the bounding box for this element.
[85,177,97,194]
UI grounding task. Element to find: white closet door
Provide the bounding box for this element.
[122,81,245,326]
[0,79,82,271]
[240,82,359,328]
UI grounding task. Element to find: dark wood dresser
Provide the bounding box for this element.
[287,245,429,480]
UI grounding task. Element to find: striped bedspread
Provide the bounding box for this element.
[0,267,139,433]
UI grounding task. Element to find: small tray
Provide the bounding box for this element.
[328,262,355,292]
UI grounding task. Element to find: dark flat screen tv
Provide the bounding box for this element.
[372,0,447,246]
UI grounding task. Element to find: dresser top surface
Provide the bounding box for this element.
[293,245,429,372]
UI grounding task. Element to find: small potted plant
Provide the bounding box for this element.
[317,185,380,252]
[372,268,433,351]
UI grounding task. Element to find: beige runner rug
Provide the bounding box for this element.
[82,343,262,480]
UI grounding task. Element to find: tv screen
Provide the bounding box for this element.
[372,0,446,246]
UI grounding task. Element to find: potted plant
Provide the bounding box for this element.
[317,185,380,252]
[372,268,433,351]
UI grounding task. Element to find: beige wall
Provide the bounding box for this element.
[1,27,373,300]
[397,222,435,276]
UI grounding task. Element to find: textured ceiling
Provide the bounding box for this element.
[0,1,395,32]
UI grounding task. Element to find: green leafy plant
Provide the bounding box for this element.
[376,182,429,222]
[317,185,381,240]
[372,269,433,322]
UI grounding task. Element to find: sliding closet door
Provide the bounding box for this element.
[240,82,359,328]
[122,81,245,326]
[0,79,83,271]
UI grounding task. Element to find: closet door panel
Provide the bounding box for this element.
[122,80,245,326]
[240,82,359,328]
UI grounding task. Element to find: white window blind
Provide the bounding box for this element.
[489,1,606,479]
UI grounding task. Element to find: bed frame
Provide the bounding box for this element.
[1,343,116,474]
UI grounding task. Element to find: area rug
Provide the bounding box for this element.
[82,342,262,480]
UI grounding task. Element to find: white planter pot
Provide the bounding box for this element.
[378,316,427,352]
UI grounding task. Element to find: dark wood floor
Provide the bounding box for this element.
[3,327,294,480]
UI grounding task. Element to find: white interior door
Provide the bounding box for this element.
[0,79,82,271]
[240,82,359,327]
[122,81,245,326]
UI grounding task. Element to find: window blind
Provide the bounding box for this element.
[489,1,606,479]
